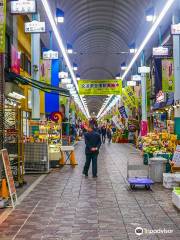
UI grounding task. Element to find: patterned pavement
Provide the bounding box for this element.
[0,142,180,240]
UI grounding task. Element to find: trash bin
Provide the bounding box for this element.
[148,157,167,183]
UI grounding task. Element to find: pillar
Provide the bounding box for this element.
[140,54,148,136]
[31,14,40,119]
[173,9,180,139]
[65,98,70,136]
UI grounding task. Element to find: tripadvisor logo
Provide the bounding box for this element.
[135,227,143,236]
[135,227,173,236]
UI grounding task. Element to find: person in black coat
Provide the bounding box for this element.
[101,125,107,143]
[83,124,101,178]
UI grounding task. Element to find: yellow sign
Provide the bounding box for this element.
[78,80,122,95]
[122,87,140,109]
[0,0,6,53]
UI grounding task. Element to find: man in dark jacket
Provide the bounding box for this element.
[101,125,107,143]
[83,124,101,178]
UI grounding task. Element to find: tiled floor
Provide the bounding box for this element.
[0,142,180,240]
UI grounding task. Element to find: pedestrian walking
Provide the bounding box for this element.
[83,124,101,178]
[107,127,112,143]
[101,125,106,143]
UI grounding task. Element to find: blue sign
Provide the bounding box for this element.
[119,106,128,119]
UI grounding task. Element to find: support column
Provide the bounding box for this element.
[141,73,147,121]
[173,9,180,139]
[31,14,40,119]
[65,98,70,136]
[140,53,148,136]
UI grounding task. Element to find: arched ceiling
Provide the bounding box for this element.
[39,0,151,115]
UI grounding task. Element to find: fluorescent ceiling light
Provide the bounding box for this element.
[97,0,175,119]
[41,0,89,118]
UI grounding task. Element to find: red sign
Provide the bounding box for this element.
[11,45,20,74]
[141,120,148,137]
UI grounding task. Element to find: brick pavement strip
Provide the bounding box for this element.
[0,143,179,240]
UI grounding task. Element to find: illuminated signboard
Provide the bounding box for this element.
[138,66,150,74]
[11,0,36,14]
[153,46,169,56]
[127,81,136,87]
[171,23,180,35]
[43,50,59,60]
[25,20,45,33]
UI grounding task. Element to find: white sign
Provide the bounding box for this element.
[43,50,58,60]
[61,78,71,84]
[112,116,125,130]
[11,0,36,14]
[172,145,180,166]
[59,71,68,79]
[171,23,180,35]
[131,75,141,81]
[138,66,150,74]
[25,20,45,33]
[153,46,169,56]
[127,81,136,87]
[66,84,74,89]
[156,91,166,103]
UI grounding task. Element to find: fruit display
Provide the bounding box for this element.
[138,131,177,154]
[112,129,128,143]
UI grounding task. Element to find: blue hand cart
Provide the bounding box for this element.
[127,161,154,190]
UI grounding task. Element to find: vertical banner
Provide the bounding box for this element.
[0,0,6,148]
[40,59,51,84]
[162,59,175,92]
[45,59,60,113]
[141,120,148,137]
[119,106,128,118]
[0,0,6,53]
[11,45,20,74]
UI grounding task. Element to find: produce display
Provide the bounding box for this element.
[138,131,177,155]
[112,129,128,143]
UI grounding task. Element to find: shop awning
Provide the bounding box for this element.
[5,71,70,97]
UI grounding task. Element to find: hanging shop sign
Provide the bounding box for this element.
[61,78,71,84]
[131,75,141,81]
[171,23,180,35]
[138,66,150,74]
[141,120,148,137]
[119,106,128,119]
[11,0,36,14]
[58,71,68,79]
[172,145,180,166]
[127,81,136,87]
[78,80,122,96]
[11,45,20,74]
[122,86,139,109]
[25,20,45,33]
[156,91,166,103]
[162,59,175,92]
[40,59,51,84]
[0,0,6,53]
[152,46,169,57]
[1,149,17,208]
[43,50,58,60]
[112,116,125,130]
